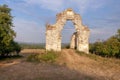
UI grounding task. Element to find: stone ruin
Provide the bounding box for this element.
[46,8,90,53]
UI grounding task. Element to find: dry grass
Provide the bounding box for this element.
[0,49,120,80]
[21,49,45,54]
[57,49,120,80]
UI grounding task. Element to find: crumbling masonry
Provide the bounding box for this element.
[46,8,90,53]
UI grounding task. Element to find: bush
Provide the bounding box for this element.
[90,29,120,58]
[0,41,21,56]
[27,51,59,63]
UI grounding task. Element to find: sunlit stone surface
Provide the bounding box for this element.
[46,8,90,54]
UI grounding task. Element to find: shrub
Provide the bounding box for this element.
[27,54,39,62]
[39,51,58,62]
[0,41,21,56]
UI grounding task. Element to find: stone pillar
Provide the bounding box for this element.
[46,25,61,51]
[70,32,77,49]
[77,27,90,54]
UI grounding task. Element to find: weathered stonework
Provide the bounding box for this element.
[46,8,90,53]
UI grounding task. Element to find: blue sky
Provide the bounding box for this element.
[0,0,120,43]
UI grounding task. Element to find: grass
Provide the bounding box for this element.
[27,50,59,63]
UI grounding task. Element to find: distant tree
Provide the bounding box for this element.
[0,4,21,56]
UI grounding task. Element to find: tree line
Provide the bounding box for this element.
[0,4,21,56]
[90,29,120,58]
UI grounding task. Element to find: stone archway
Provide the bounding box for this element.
[46,8,90,53]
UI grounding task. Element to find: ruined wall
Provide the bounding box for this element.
[46,8,90,53]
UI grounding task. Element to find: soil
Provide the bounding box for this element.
[0,49,120,80]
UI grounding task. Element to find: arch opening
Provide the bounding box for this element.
[61,21,76,49]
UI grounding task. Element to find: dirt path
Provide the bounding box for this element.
[57,49,120,80]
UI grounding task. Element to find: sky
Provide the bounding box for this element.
[0,0,120,43]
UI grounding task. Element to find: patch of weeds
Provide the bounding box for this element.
[27,54,40,62]
[27,50,59,63]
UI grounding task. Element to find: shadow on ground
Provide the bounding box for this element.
[0,61,105,80]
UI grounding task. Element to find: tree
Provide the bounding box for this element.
[0,4,15,45]
[0,4,21,56]
[90,29,120,58]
